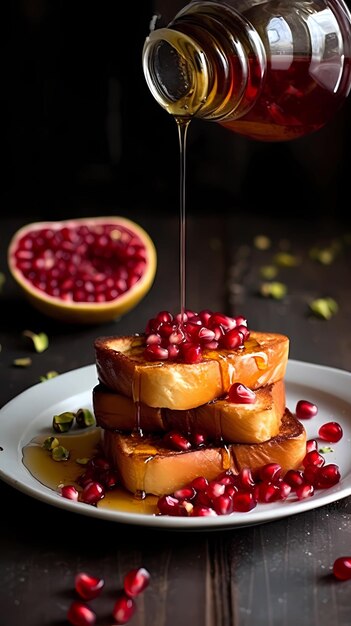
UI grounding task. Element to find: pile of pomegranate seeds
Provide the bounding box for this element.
[61,454,120,506]
[157,449,341,517]
[143,309,249,363]
[66,567,150,626]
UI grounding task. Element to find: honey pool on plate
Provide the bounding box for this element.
[22,428,159,515]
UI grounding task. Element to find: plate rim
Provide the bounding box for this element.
[0,358,351,530]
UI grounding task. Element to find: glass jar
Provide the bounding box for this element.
[142,0,351,140]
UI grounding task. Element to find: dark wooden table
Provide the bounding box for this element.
[1,212,351,626]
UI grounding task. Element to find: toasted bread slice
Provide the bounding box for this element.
[94,331,289,410]
[93,379,286,444]
[102,409,306,496]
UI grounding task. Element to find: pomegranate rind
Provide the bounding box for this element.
[7,216,157,324]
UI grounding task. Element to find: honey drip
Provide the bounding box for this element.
[22,428,158,515]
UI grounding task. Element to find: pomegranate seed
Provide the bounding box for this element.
[318,421,343,443]
[145,333,161,345]
[238,467,255,489]
[191,506,217,516]
[173,487,196,500]
[228,383,256,404]
[232,491,257,512]
[213,494,234,515]
[112,594,136,624]
[316,463,341,488]
[306,439,318,453]
[89,456,111,472]
[67,601,96,626]
[278,480,292,500]
[303,464,320,486]
[156,310,173,323]
[199,309,212,325]
[295,400,318,419]
[219,328,244,350]
[295,483,314,499]
[198,327,216,343]
[190,431,207,447]
[158,321,175,338]
[190,476,209,491]
[61,485,79,501]
[181,343,202,364]
[157,495,185,516]
[303,450,325,468]
[144,344,169,361]
[255,481,281,503]
[163,430,192,451]
[123,567,151,597]
[284,469,305,489]
[75,572,105,600]
[209,312,236,329]
[206,480,226,500]
[258,463,282,482]
[81,481,105,505]
[194,490,212,507]
[168,344,180,359]
[333,557,351,580]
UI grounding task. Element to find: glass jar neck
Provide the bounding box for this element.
[142,2,266,122]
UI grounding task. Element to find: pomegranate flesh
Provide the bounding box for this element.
[7,217,157,324]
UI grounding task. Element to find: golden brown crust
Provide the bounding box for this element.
[102,409,306,496]
[93,379,286,444]
[94,331,289,410]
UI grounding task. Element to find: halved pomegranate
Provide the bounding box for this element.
[7,216,157,324]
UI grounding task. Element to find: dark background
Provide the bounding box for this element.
[2,0,351,222]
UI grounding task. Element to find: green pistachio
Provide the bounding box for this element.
[52,411,75,433]
[40,371,59,382]
[75,408,96,429]
[259,265,278,280]
[13,357,32,367]
[42,436,60,451]
[23,330,49,353]
[51,445,70,461]
[309,297,339,320]
[260,281,287,300]
[273,252,300,267]
[319,446,334,454]
[76,457,90,465]
[309,247,335,265]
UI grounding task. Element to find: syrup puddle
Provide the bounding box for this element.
[22,428,158,515]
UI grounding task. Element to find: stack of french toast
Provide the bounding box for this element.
[93,310,306,497]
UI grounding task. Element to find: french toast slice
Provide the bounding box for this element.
[94,331,289,410]
[102,409,306,496]
[93,379,286,444]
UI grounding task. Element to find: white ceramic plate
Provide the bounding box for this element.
[0,360,350,530]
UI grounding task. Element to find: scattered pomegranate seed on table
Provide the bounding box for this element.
[75,572,105,600]
[123,567,151,597]
[66,567,151,625]
[67,601,96,626]
[333,557,351,580]
[112,594,136,625]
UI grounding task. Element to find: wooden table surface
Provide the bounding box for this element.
[1,212,351,626]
